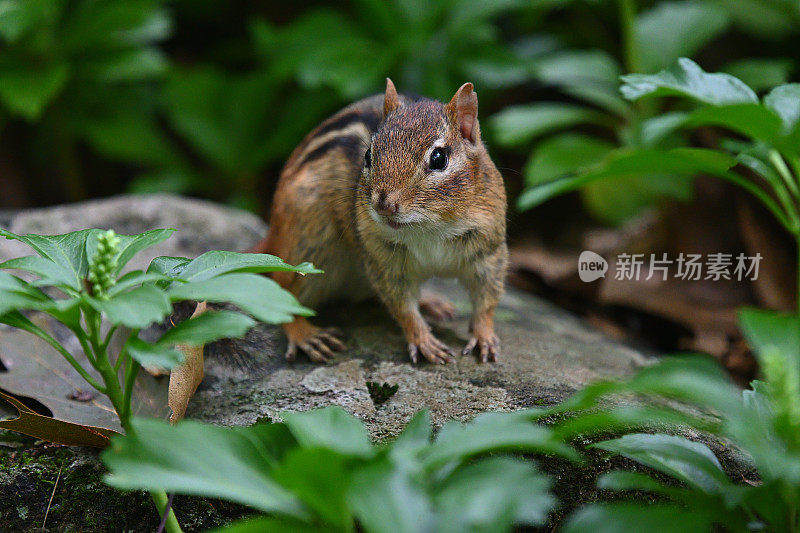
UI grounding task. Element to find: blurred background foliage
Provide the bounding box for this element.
[1,0,797,219]
[1,0,799,379]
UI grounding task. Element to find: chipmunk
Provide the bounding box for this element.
[251,79,508,365]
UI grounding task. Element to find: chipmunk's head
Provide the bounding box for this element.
[362,78,485,231]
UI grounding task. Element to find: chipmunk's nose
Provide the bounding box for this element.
[373,189,399,216]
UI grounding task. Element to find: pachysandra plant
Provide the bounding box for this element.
[102,306,800,533]
[0,226,318,532]
[102,406,568,533]
[550,308,800,532]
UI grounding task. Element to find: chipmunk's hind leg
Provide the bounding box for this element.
[283,316,345,363]
[419,290,456,322]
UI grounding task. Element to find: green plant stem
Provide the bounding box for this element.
[721,170,796,233]
[102,325,118,352]
[150,490,182,533]
[85,315,183,533]
[75,328,97,366]
[771,150,800,200]
[29,323,105,392]
[121,357,140,423]
[618,0,640,74]
[114,329,135,372]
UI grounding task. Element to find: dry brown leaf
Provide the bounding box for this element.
[0,314,169,439]
[169,301,207,424]
[0,389,119,448]
[737,197,796,312]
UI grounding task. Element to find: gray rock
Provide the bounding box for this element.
[0,194,659,532]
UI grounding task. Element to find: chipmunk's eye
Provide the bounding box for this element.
[429,147,447,171]
[364,147,372,169]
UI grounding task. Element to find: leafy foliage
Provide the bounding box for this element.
[512,56,800,244]
[551,309,800,531]
[366,381,399,406]
[489,1,736,224]
[0,226,317,531]
[103,408,560,532]
[0,227,315,426]
[101,305,800,532]
[488,1,798,225]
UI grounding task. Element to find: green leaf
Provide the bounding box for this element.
[281,406,373,458]
[1,295,81,338]
[162,68,279,174]
[0,62,68,120]
[390,410,432,458]
[549,356,741,423]
[167,273,313,324]
[722,58,793,93]
[0,0,58,41]
[554,405,717,441]
[517,147,736,211]
[147,256,191,278]
[536,49,620,86]
[764,84,800,135]
[597,470,678,494]
[107,271,174,295]
[157,310,255,347]
[77,98,181,167]
[89,285,172,329]
[85,48,166,83]
[685,103,783,142]
[592,434,731,494]
[711,0,800,38]
[489,103,609,147]
[103,418,305,517]
[623,355,741,415]
[519,133,693,224]
[0,271,53,313]
[0,256,79,290]
[86,228,175,275]
[347,458,433,533]
[126,337,183,369]
[621,58,758,105]
[582,173,694,225]
[638,112,689,146]
[523,133,615,188]
[272,448,352,529]
[635,2,729,73]
[207,517,324,533]
[0,228,98,288]
[434,457,555,531]
[178,251,320,283]
[739,308,800,366]
[563,503,715,533]
[423,411,580,468]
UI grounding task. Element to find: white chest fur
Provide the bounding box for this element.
[391,225,470,277]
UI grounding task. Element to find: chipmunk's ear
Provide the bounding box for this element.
[383,78,400,117]
[446,82,479,143]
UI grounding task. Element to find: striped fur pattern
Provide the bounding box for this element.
[258,80,508,364]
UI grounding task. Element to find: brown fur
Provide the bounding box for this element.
[262,80,508,364]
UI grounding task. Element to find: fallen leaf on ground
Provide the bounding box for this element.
[0,314,169,438]
[169,301,207,424]
[0,389,119,447]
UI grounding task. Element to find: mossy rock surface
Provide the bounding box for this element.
[0,195,750,532]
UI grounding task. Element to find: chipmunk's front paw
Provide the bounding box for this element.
[462,331,500,363]
[284,318,345,363]
[408,331,455,365]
